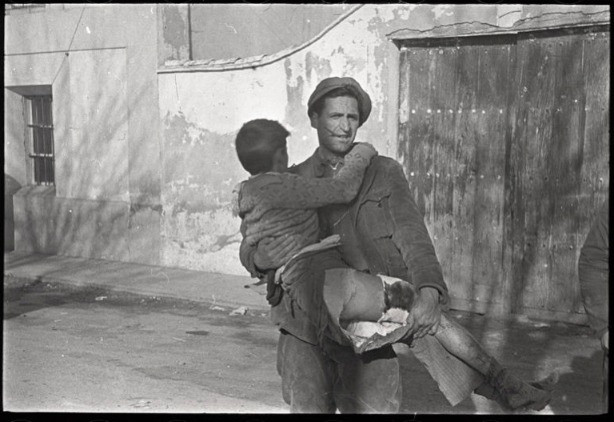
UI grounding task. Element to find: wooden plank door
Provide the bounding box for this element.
[397,26,609,320]
[397,37,515,315]
[509,27,610,319]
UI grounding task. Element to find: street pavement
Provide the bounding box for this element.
[3,251,609,415]
[4,251,269,313]
[4,280,287,414]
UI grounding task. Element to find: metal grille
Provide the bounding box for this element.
[26,96,55,185]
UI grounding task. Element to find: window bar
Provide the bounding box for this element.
[31,99,40,184]
[31,98,38,153]
[49,117,55,184]
[33,156,40,185]
[25,97,34,184]
[47,97,54,185]
[41,99,49,184]
[42,127,49,185]
[36,99,42,184]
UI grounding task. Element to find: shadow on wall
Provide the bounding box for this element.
[4,174,22,251]
[15,78,156,263]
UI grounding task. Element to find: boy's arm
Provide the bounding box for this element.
[240,233,304,275]
[249,143,377,209]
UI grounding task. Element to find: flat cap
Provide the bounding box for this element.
[307,77,372,126]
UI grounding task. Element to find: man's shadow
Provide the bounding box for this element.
[398,347,606,414]
[547,350,606,415]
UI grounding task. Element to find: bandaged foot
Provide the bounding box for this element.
[486,360,558,411]
[475,371,559,410]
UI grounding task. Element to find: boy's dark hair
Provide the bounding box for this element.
[235,119,289,175]
[384,280,416,311]
[308,86,361,120]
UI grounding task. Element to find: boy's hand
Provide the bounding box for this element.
[350,142,378,161]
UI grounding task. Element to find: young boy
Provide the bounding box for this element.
[233,119,557,411]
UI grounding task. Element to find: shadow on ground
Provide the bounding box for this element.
[397,310,605,414]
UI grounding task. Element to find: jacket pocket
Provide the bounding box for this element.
[358,190,393,239]
[357,191,409,278]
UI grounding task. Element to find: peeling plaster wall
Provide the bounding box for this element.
[4,4,161,264]
[160,3,608,277]
[158,69,289,274]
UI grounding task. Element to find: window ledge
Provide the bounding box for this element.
[14,185,56,197]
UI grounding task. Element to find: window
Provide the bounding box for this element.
[25,95,55,185]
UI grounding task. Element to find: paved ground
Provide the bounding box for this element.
[4,281,285,414]
[3,251,609,416]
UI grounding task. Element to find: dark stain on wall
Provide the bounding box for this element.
[162,5,188,62]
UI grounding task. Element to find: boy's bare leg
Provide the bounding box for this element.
[327,268,387,322]
[323,271,558,411]
[433,313,558,411]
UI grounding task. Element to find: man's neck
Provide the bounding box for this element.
[316,146,345,166]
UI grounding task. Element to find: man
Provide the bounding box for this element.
[240,77,546,412]
[240,76,458,413]
[578,199,609,412]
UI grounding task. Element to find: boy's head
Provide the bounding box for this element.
[235,119,290,175]
[384,280,416,311]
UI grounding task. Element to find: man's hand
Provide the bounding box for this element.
[406,287,441,339]
[253,235,299,270]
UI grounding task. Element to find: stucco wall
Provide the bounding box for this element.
[5,4,607,276]
[189,4,352,60]
[4,90,27,188]
[4,4,161,264]
[4,90,26,251]
[156,4,504,276]
[158,3,609,278]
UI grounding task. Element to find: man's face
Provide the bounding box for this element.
[310,96,360,156]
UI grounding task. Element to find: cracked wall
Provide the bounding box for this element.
[5,4,605,274]
[158,68,289,274]
[159,3,608,277]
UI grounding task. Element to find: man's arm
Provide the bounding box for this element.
[385,160,449,338]
[579,200,609,344]
[386,161,449,299]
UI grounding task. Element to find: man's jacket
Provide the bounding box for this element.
[579,200,609,338]
[239,151,450,344]
[293,153,450,306]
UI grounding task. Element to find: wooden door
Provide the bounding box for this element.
[398,36,516,315]
[397,26,609,319]
[509,27,610,319]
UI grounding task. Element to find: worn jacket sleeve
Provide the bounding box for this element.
[386,160,450,304]
[578,200,609,337]
[239,235,264,279]
[247,145,376,210]
[239,216,264,278]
